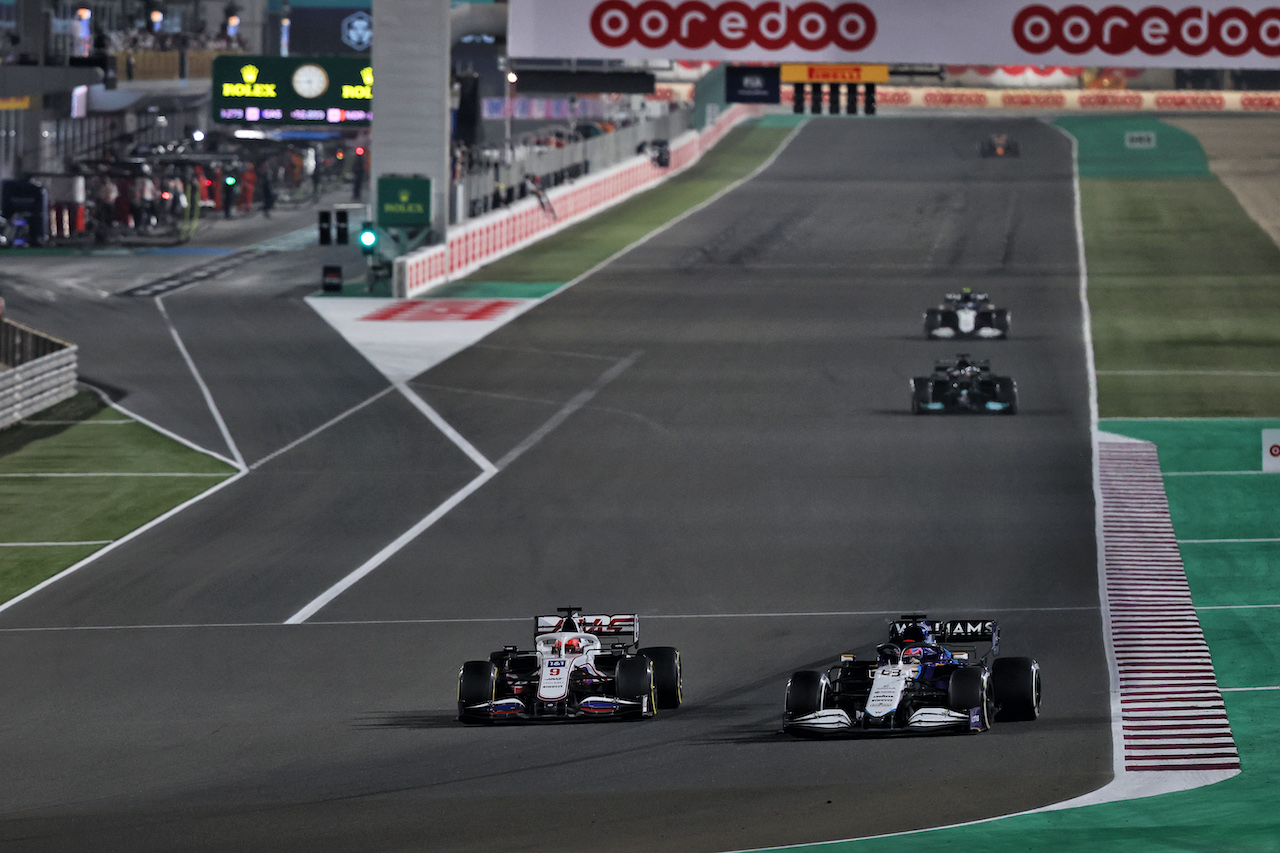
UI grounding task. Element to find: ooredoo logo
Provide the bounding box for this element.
[1013,4,1280,56]
[590,1,876,51]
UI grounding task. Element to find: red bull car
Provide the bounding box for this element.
[457,608,682,722]
[784,614,1041,736]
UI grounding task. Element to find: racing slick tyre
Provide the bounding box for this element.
[996,377,1018,414]
[947,667,994,731]
[785,671,827,718]
[992,657,1042,722]
[911,378,933,415]
[616,655,656,718]
[993,309,1011,337]
[640,646,683,710]
[924,309,944,338]
[458,660,498,722]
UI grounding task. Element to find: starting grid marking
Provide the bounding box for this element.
[1100,440,1241,773]
[360,299,525,323]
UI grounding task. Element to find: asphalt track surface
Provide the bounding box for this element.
[0,118,1110,852]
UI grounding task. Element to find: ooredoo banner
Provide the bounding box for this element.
[508,0,1280,68]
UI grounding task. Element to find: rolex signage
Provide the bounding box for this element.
[377,175,431,228]
[212,56,373,126]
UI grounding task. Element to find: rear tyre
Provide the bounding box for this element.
[911,378,932,415]
[994,309,1011,337]
[640,646,682,709]
[924,309,943,338]
[785,671,827,718]
[993,657,1041,722]
[996,377,1018,414]
[458,660,497,722]
[615,655,656,717]
[947,667,993,731]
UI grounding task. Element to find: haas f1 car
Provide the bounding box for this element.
[457,608,682,722]
[784,615,1040,736]
[911,354,1017,414]
[924,290,1010,339]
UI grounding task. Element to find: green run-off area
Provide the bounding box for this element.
[0,393,236,604]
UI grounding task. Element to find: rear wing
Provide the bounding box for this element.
[890,615,1001,658]
[933,355,991,371]
[535,609,639,643]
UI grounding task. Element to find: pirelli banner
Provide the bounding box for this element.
[508,0,1280,69]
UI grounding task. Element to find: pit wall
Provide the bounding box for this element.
[395,103,764,298]
[876,86,1280,112]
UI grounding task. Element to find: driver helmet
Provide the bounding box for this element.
[563,637,583,655]
[900,623,934,645]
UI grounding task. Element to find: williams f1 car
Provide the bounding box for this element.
[784,615,1040,736]
[981,134,1020,157]
[924,289,1009,339]
[457,608,682,722]
[911,354,1017,414]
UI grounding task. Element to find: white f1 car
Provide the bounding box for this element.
[457,608,682,722]
[784,615,1040,736]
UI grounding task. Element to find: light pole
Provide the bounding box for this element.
[505,71,517,162]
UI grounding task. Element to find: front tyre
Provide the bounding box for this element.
[640,646,682,709]
[615,655,656,718]
[992,657,1041,722]
[785,671,827,719]
[458,660,498,722]
[947,667,994,731]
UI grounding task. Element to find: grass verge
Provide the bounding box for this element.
[0,392,236,604]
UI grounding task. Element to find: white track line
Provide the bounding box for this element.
[0,470,248,617]
[1098,369,1280,377]
[284,123,811,624]
[1221,685,1280,692]
[496,351,642,470]
[80,382,241,470]
[395,383,496,474]
[250,386,396,470]
[20,419,135,425]
[154,297,247,471]
[287,351,642,623]
[1197,603,1280,610]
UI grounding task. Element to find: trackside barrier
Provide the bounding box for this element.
[0,319,78,429]
[395,103,764,298]
[874,87,1280,112]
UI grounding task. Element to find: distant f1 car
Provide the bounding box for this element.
[784,614,1040,736]
[457,608,682,722]
[924,289,1009,339]
[981,134,1020,157]
[911,354,1017,414]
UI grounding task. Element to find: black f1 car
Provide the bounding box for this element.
[981,134,1020,157]
[457,608,682,722]
[924,289,1010,339]
[911,354,1017,414]
[784,614,1041,736]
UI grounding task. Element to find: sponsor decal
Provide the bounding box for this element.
[1153,92,1225,109]
[780,62,889,83]
[969,706,983,730]
[361,299,522,322]
[1012,4,1280,57]
[1125,130,1157,149]
[1000,90,1066,108]
[923,90,989,107]
[547,659,567,667]
[223,64,277,98]
[589,1,877,52]
[1242,93,1280,110]
[1078,90,1144,108]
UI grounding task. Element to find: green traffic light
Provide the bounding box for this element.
[224,176,237,186]
[359,230,377,248]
